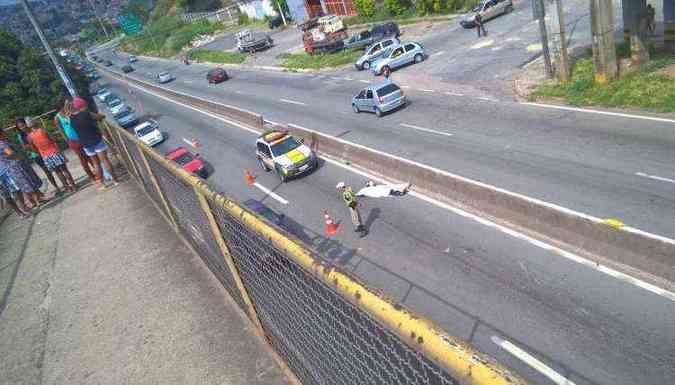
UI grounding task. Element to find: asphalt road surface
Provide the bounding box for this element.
[97,64,675,385]
[101,51,675,243]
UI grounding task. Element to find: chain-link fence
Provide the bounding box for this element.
[100,120,527,385]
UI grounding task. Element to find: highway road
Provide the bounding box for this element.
[97,65,675,385]
[101,51,675,243]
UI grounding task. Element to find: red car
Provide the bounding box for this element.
[165,147,208,178]
[206,68,229,84]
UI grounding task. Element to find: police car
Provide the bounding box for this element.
[255,130,317,182]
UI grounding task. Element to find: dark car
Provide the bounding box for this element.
[371,22,400,40]
[165,147,208,178]
[343,30,374,50]
[206,68,229,84]
[121,65,134,73]
[104,60,113,66]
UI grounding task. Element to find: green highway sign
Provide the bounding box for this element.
[117,13,143,36]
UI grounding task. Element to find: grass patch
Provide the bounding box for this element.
[343,3,463,27]
[531,52,675,112]
[278,49,363,70]
[120,16,228,57]
[187,49,247,64]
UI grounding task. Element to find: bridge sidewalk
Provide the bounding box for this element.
[0,168,289,385]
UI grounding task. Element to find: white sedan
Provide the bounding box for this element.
[133,120,164,147]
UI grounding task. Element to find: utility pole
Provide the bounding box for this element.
[553,0,570,82]
[86,0,110,39]
[20,0,78,97]
[533,0,553,78]
[275,0,288,26]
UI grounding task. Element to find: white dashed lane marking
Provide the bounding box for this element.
[400,123,454,137]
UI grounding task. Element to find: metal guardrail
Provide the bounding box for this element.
[100,117,528,385]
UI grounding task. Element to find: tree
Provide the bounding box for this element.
[384,0,412,16]
[0,31,92,128]
[354,0,376,17]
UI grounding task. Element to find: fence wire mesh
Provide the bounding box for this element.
[210,202,458,385]
[146,156,247,312]
[120,135,162,203]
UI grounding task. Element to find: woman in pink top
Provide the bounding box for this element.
[26,120,76,193]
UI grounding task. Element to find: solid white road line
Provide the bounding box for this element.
[522,102,675,124]
[400,85,411,89]
[491,336,576,385]
[478,96,498,102]
[110,73,675,301]
[420,89,435,93]
[359,79,370,83]
[253,182,289,205]
[431,51,445,57]
[400,123,454,137]
[636,172,675,184]
[445,91,464,96]
[279,98,307,106]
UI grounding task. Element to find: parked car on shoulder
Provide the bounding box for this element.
[121,65,134,73]
[133,120,164,147]
[115,109,138,128]
[156,71,175,84]
[96,88,111,102]
[343,30,375,50]
[166,147,208,178]
[352,81,406,117]
[354,37,399,70]
[255,130,317,183]
[128,55,138,63]
[206,68,229,84]
[371,22,400,40]
[460,0,514,28]
[371,42,426,75]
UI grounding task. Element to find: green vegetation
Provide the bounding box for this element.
[278,50,363,70]
[346,0,476,25]
[0,31,92,129]
[531,52,675,112]
[120,16,227,57]
[354,0,377,18]
[187,49,247,64]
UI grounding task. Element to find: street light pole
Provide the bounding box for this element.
[20,0,78,97]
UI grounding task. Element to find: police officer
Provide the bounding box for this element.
[336,182,367,237]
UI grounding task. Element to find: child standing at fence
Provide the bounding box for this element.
[26,119,76,193]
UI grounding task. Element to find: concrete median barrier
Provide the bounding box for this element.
[99,65,675,291]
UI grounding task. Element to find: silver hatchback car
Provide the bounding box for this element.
[354,37,399,71]
[371,42,426,75]
[352,82,406,117]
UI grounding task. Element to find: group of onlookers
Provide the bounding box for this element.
[0,96,118,218]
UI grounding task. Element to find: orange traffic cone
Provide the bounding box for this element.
[324,210,339,237]
[245,169,256,186]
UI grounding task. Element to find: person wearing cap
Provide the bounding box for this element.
[54,97,96,182]
[70,96,118,190]
[336,181,367,237]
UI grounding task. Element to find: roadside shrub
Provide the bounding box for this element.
[385,0,412,16]
[238,12,250,25]
[354,0,376,17]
